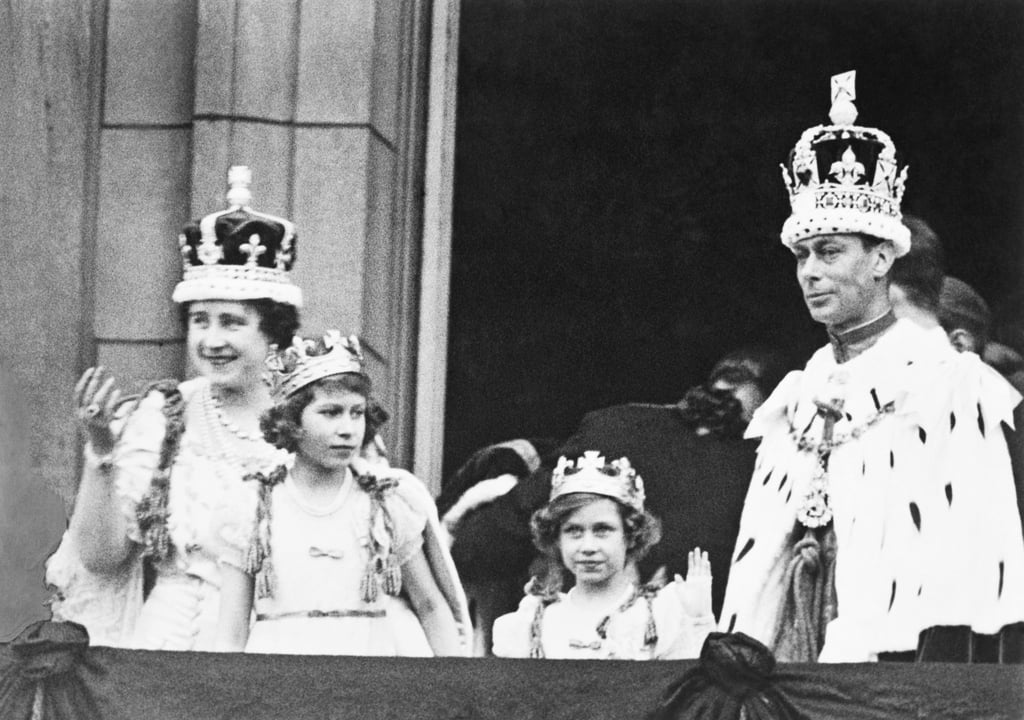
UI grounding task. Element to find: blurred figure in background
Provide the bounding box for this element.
[938,276,992,355]
[938,277,1024,396]
[889,214,945,340]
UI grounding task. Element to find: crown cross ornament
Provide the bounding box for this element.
[264,330,365,400]
[194,230,224,265]
[276,234,295,270]
[173,165,303,307]
[550,451,646,512]
[779,70,911,256]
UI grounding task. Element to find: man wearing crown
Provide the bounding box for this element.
[719,72,1024,663]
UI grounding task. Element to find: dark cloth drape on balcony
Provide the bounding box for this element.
[1,622,1022,720]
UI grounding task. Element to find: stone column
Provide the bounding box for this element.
[0,0,108,638]
[93,0,197,391]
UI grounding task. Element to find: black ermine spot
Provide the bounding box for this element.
[735,538,755,563]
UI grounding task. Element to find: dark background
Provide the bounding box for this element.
[443,0,1024,478]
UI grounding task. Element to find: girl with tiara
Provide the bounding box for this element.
[215,332,470,656]
[46,167,301,650]
[491,452,715,659]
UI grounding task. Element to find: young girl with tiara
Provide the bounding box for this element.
[215,331,469,655]
[491,451,715,659]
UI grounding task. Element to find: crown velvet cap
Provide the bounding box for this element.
[265,331,365,401]
[780,71,911,256]
[173,166,302,307]
[549,451,646,512]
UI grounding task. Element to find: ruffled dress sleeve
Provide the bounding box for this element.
[491,593,543,658]
[45,389,171,647]
[333,460,474,655]
[382,476,428,566]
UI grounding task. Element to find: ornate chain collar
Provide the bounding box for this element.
[788,399,896,458]
[788,398,896,528]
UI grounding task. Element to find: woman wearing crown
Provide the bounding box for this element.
[491,451,715,659]
[45,168,305,650]
[213,332,469,656]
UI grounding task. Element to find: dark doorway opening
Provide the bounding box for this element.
[443,0,1024,479]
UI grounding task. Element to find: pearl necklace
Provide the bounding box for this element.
[210,391,263,442]
[198,383,281,473]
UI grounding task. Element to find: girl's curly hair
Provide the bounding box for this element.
[259,373,389,453]
[529,492,662,594]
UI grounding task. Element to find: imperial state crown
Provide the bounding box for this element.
[780,71,910,256]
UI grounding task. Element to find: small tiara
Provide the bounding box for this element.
[264,331,364,400]
[550,451,645,512]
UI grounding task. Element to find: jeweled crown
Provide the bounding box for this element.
[550,451,646,512]
[173,166,302,307]
[264,331,365,400]
[780,71,910,256]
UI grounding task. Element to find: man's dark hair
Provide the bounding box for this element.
[889,215,946,315]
